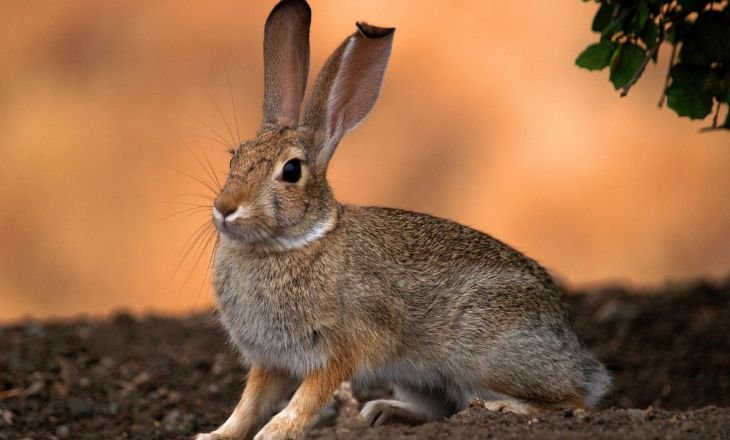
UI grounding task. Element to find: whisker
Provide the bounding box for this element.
[188,113,233,150]
[178,221,215,259]
[196,134,232,150]
[190,227,219,308]
[163,193,215,202]
[163,200,211,208]
[193,138,224,191]
[203,87,237,148]
[171,220,216,283]
[224,67,242,145]
[157,206,211,222]
[179,136,222,192]
[182,223,217,288]
[166,166,219,195]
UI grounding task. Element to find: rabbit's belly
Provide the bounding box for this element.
[216,288,329,376]
[353,359,448,391]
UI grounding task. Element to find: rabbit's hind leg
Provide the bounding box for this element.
[476,388,586,415]
[481,398,540,415]
[360,385,456,426]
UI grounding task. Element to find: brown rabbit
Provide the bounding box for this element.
[196,1,610,439]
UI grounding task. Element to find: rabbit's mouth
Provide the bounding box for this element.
[214,217,274,246]
[211,205,261,239]
[215,210,336,252]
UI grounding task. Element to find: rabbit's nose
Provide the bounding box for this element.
[213,194,238,220]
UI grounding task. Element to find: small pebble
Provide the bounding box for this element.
[23,322,44,337]
[596,300,641,323]
[112,311,135,326]
[162,410,197,434]
[132,371,152,387]
[55,425,70,439]
[167,391,183,404]
[67,399,94,418]
[0,409,14,426]
[572,408,589,422]
[24,380,45,397]
[626,408,647,421]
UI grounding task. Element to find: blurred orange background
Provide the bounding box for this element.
[1,1,728,322]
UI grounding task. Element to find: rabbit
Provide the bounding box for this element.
[195,0,610,439]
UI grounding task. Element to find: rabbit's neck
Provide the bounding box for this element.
[211,222,346,375]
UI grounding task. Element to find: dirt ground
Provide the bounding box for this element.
[1,278,729,439]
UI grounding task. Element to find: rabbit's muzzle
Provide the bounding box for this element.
[212,191,265,242]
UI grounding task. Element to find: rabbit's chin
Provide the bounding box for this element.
[216,224,276,247]
[217,215,335,252]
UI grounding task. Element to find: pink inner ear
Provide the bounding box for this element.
[262,0,310,128]
[277,35,309,127]
[323,33,391,145]
[327,112,338,139]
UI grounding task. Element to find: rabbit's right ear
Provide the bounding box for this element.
[303,23,395,170]
[262,0,311,129]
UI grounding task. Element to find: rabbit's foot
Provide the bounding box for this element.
[253,411,305,440]
[360,399,431,426]
[482,399,536,415]
[194,433,233,440]
[195,421,256,440]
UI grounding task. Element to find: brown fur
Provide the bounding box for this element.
[196,1,609,439]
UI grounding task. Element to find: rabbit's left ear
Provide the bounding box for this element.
[262,0,311,129]
[303,23,395,169]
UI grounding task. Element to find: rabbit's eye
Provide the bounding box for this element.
[281,159,302,183]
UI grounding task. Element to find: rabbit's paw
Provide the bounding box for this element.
[253,413,305,440]
[482,399,534,415]
[194,433,231,440]
[360,399,425,426]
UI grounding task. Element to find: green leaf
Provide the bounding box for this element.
[670,63,718,92]
[609,43,646,89]
[639,20,660,50]
[666,25,678,44]
[601,8,630,41]
[666,85,713,119]
[576,41,618,70]
[630,2,650,34]
[723,105,730,128]
[592,3,613,32]
[694,11,730,64]
[680,37,711,67]
[678,0,708,12]
[665,64,717,120]
[704,70,726,99]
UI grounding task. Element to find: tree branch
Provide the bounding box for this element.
[711,99,721,129]
[658,41,678,107]
[620,42,662,97]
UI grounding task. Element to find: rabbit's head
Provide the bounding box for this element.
[213,0,394,250]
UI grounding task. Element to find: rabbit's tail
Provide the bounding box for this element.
[579,354,611,407]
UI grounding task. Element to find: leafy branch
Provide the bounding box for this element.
[576,0,730,130]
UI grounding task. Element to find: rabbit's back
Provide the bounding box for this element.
[341,206,607,405]
[341,205,570,334]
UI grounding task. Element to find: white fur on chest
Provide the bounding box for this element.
[213,249,333,376]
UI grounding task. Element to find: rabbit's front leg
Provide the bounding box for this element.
[253,359,353,440]
[197,365,296,440]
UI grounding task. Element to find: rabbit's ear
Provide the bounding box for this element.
[262,0,311,128]
[303,23,394,168]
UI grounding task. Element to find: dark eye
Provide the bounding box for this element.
[281,159,302,183]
